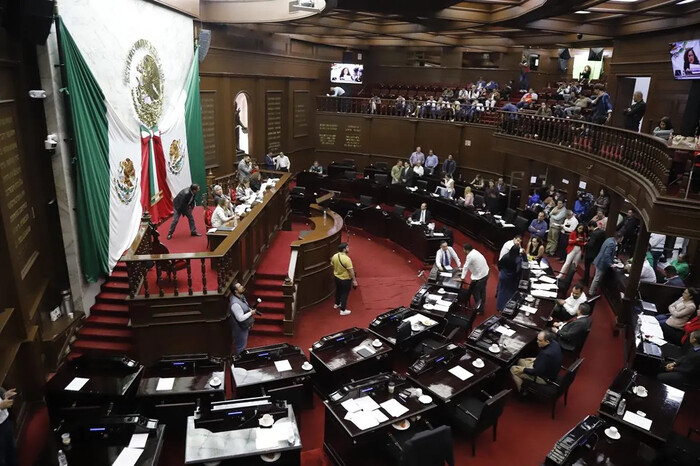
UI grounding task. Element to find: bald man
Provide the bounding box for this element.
[622,91,646,132]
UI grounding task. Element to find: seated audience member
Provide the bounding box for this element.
[442,154,456,177]
[680,310,700,347]
[435,241,461,271]
[556,82,570,100]
[411,203,432,224]
[502,80,514,100]
[516,88,538,109]
[652,116,673,140]
[457,87,468,101]
[495,177,507,193]
[664,266,685,287]
[552,284,587,321]
[391,160,403,184]
[624,256,656,284]
[659,288,699,344]
[309,160,323,174]
[211,198,236,228]
[436,174,455,198]
[573,194,587,217]
[274,152,290,172]
[470,174,485,189]
[485,90,499,110]
[412,162,425,177]
[461,186,475,207]
[535,102,552,117]
[526,236,545,261]
[528,211,548,240]
[563,94,592,117]
[425,150,439,175]
[510,330,562,392]
[236,180,254,203]
[212,184,227,206]
[671,254,690,282]
[553,303,592,352]
[658,330,700,388]
[249,171,262,192]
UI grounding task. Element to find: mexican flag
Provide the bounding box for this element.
[58,18,206,282]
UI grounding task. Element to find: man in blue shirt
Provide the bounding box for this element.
[409,146,425,166]
[442,154,456,177]
[510,330,562,392]
[424,150,439,175]
[528,211,548,240]
[590,84,612,125]
[589,233,623,295]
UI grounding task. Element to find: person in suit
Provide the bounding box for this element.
[401,161,414,185]
[435,241,460,271]
[442,154,456,177]
[0,386,18,466]
[622,91,646,131]
[589,233,623,296]
[510,330,562,392]
[411,203,433,224]
[237,155,252,181]
[553,303,592,352]
[658,330,700,388]
[167,184,200,240]
[584,221,606,284]
[663,266,685,287]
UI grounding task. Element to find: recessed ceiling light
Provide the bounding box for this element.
[575,10,591,14]
[677,0,696,4]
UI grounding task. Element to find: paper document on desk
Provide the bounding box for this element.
[65,377,89,392]
[427,294,443,301]
[156,377,175,391]
[341,398,361,414]
[448,365,473,381]
[128,433,149,449]
[531,289,558,299]
[641,301,657,313]
[432,232,445,236]
[371,409,389,423]
[255,427,280,450]
[538,276,557,284]
[207,228,217,233]
[529,262,541,269]
[648,336,667,346]
[111,447,143,466]
[495,325,516,337]
[531,282,558,290]
[433,303,451,313]
[622,411,653,431]
[355,396,381,412]
[380,399,409,418]
[349,411,380,430]
[519,305,538,314]
[440,272,452,278]
[640,315,664,340]
[503,223,515,228]
[274,360,293,372]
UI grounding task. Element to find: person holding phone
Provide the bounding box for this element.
[0,387,18,466]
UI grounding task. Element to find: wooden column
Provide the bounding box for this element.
[606,193,624,237]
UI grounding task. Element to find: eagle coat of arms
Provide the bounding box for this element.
[113,158,138,205]
[168,139,186,175]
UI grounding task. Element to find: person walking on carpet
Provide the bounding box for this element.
[331,242,357,316]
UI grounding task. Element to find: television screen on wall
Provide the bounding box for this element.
[670,39,700,80]
[330,63,363,84]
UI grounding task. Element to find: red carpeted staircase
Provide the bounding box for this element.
[70,261,134,357]
[248,273,287,336]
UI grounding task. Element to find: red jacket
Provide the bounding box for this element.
[682,316,700,344]
[566,231,587,255]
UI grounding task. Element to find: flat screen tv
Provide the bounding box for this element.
[330,63,363,84]
[670,39,700,80]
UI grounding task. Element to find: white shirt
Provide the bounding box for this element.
[562,292,588,316]
[436,247,461,271]
[420,210,427,223]
[444,178,455,193]
[649,233,666,252]
[330,87,345,97]
[499,240,515,260]
[640,259,656,283]
[562,215,579,234]
[211,205,233,228]
[462,249,489,281]
[0,390,8,424]
[413,165,424,177]
[275,155,290,169]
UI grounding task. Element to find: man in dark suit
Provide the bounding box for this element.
[0,386,18,466]
[411,203,433,224]
[658,330,700,388]
[663,265,685,287]
[622,91,646,132]
[510,330,562,392]
[584,221,606,284]
[553,303,592,352]
[167,184,201,240]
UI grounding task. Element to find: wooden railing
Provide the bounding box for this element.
[121,172,292,300]
[494,112,672,195]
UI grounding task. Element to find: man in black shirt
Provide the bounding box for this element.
[658,330,700,388]
[622,91,646,132]
[442,154,456,177]
[167,184,200,240]
[584,221,606,284]
[510,330,562,392]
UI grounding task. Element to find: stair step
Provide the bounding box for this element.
[255,273,287,281]
[102,281,130,292]
[258,301,286,312]
[78,327,132,341]
[96,292,128,304]
[73,339,133,355]
[90,303,129,318]
[250,323,284,336]
[256,312,285,324]
[252,278,282,290]
[85,315,130,327]
[254,290,286,301]
[110,270,129,281]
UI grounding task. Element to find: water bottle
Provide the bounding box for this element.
[616,398,626,416]
[57,450,68,466]
[323,210,327,220]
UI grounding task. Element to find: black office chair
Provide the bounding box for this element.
[503,208,517,224]
[374,173,388,185]
[393,205,406,218]
[416,179,428,191]
[585,295,601,316]
[656,428,700,466]
[396,320,412,343]
[556,268,577,297]
[514,216,529,233]
[344,170,357,180]
[444,308,478,340]
[474,194,485,208]
[521,358,584,419]
[262,383,306,428]
[453,388,512,456]
[374,162,389,171]
[341,158,355,167]
[561,328,591,362]
[360,195,374,207]
[387,424,454,466]
[291,186,306,197]
[439,226,454,246]
[413,331,456,356]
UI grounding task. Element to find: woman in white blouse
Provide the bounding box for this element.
[436,174,455,198]
[211,198,236,228]
[236,180,254,203]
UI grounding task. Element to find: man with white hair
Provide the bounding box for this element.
[622,91,646,132]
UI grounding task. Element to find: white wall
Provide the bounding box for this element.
[58,0,195,125]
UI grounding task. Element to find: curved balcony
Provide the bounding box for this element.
[315,96,700,239]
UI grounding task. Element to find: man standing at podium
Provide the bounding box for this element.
[167,184,201,240]
[331,243,356,316]
[435,241,461,272]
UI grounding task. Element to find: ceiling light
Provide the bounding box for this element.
[611,0,640,3]
[575,10,591,14]
[677,0,696,4]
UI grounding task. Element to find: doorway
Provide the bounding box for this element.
[613,77,651,131]
[234,92,250,156]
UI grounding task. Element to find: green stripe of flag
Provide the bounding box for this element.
[184,47,206,204]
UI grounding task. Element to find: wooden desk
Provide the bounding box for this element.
[409,285,460,319]
[466,316,539,366]
[408,348,500,403]
[598,368,685,445]
[323,375,437,466]
[427,265,463,291]
[502,291,555,330]
[310,328,393,398]
[368,307,442,349]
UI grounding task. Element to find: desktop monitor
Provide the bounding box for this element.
[670,38,700,80]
